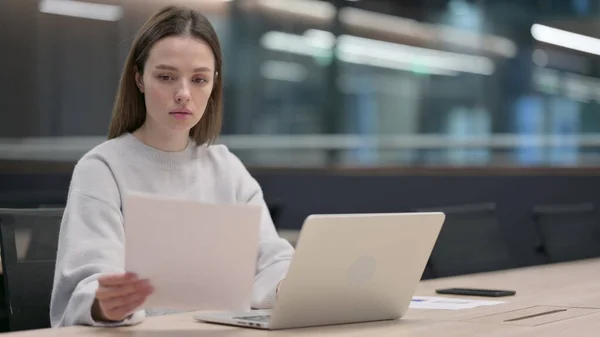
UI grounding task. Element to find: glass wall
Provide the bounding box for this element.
[1,0,599,167]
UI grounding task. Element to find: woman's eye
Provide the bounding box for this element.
[158,75,173,81]
[193,77,208,84]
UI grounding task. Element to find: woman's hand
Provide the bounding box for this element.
[92,272,154,322]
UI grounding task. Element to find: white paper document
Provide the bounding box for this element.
[410,296,506,310]
[123,192,262,312]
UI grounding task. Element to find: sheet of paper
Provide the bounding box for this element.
[124,192,262,312]
[410,296,506,310]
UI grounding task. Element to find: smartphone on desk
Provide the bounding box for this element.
[436,287,516,297]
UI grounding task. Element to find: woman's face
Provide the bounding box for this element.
[136,35,216,137]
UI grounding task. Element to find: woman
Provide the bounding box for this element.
[49,5,294,327]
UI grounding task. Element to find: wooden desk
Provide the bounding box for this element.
[7,258,600,336]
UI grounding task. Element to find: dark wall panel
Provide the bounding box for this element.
[1,166,599,270]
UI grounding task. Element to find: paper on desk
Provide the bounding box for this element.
[123,193,262,312]
[410,296,506,310]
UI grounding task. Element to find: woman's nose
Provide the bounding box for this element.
[174,83,191,103]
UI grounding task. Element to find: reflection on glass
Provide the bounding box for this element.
[1,0,600,167]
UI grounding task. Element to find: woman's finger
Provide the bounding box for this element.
[108,294,149,321]
[96,279,151,301]
[98,272,138,287]
[101,284,153,311]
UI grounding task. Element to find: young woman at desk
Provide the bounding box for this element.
[49,5,294,327]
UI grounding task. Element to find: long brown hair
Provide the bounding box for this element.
[108,5,223,145]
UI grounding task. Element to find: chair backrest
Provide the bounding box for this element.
[0,191,67,209]
[420,261,434,280]
[267,203,284,230]
[417,203,513,278]
[0,208,63,331]
[533,203,600,263]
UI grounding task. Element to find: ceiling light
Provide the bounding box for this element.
[531,23,600,56]
[39,0,123,22]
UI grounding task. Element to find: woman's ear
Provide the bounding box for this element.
[135,70,144,93]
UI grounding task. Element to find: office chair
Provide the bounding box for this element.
[417,202,513,278]
[0,191,66,208]
[533,203,600,263]
[0,208,63,331]
[420,260,434,280]
[267,202,284,230]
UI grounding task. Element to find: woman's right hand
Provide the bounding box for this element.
[92,272,154,322]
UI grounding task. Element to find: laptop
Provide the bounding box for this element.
[193,211,445,330]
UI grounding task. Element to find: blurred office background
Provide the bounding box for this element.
[2,3,600,331]
[2,1,600,332]
[2,0,600,167]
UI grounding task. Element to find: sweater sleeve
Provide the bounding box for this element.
[225,150,295,309]
[50,156,145,327]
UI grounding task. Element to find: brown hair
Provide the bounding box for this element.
[108,5,223,145]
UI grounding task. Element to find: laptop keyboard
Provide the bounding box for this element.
[232,315,271,322]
